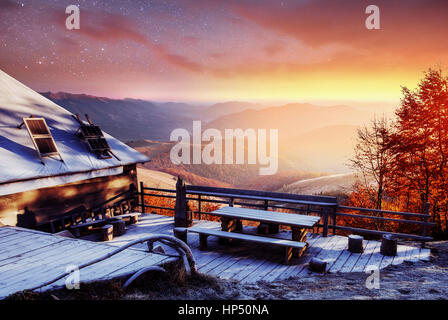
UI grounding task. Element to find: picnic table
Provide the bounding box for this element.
[180,206,321,264]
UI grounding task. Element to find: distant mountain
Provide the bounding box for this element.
[205,101,266,119]
[207,103,371,137]
[41,92,273,141]
[41,92,199,142]
[281,125,359,172]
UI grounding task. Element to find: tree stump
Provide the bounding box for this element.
[380,234,397,256]
[348,235,364,253]
[101,224,113,241]
[309,257,327,273]
[110,219,126,237]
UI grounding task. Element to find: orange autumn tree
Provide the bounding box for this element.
[347,69,448,237]
[389,68,448,235]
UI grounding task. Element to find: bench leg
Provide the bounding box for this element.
[285,247,294,264]
[199,234,209,251]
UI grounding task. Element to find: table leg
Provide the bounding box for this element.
[220,217,238,244]
[257,223,279,235]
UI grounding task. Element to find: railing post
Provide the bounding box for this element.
[322,207,330,237]
[229,197,234,207]
[198,194,202,220]
[174,177,191,227]
[140,181,146,214]
[264,200,269,211]
[332,207,337,235]
[422,202,430,247]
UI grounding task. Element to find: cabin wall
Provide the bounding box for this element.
[0,164,138,227]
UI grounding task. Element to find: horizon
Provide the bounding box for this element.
[39,88,399,110]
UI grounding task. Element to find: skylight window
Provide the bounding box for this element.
[21,117,63,163]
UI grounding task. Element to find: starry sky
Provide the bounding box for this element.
[1,0,448,104]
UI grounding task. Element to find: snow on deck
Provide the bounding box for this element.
[0,226,175,299]
[106,213,431,283]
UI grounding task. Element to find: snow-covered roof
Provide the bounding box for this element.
[0,69,149,194]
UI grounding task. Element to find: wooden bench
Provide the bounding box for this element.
[176,226,307,264]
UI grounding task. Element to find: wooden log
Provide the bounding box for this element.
[348,235,364,253]
[380,234,397,256]
[101,224,113,241]
[109,219,126,237]
[173,227,187,243]
[309,257,327,273]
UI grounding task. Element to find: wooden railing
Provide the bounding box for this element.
[138,180,435,244]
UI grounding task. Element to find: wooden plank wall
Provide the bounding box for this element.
[0,164,137,227]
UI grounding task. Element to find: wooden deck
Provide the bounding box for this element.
[0,226,176,299]
[105,213,431,283]
[0,213,432,298]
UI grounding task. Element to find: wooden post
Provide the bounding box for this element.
[332,207,337,235]
[174,177,191,227]
[422,202,430,247]
[198,194,202,220]
[174,227,187,243]
[140,181,146,214]
[322,207,330,237]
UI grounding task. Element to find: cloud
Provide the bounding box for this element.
[225,0,448,62]
[51,9,204,73]
[0,0,19,9]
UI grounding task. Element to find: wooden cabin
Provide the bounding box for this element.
[0,69,149,229]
